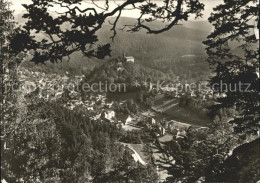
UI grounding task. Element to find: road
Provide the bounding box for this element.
[121,143,147,166]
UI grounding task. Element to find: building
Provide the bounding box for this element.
[159,126,166,136]
[125,115,132,125]
[87,107,94,111]
[106,101,114,108]
[168,120,191,131]
[123,53,135,63]
[103,110,116,122]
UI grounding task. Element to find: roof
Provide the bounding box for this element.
[125,56,134,59]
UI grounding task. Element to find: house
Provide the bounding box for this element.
[87,107,94,111]
[125,115,132,125]
[106,101,114,108]
[125,56,134,63]
[168,120,191,132]
[159,126,166,136]
[103,110,116,121]
[123,53,135,63]
[155,126,166,137]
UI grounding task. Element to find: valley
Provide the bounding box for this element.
[3,0,258,182]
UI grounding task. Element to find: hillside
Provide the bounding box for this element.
[18,15,212,80]
[98,17,211,60]
[82,57,173,87]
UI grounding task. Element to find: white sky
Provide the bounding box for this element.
[10,0,222,21]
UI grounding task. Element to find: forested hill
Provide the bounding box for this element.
[18,15,212,78]
[82,58,178,87]
[98,17,212,60]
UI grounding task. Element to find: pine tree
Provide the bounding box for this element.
[203,0,259,134]
[154,125,237,183]
[1,0,21,181]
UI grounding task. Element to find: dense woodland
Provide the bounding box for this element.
[2,99,158,182]
[1,0,259,182]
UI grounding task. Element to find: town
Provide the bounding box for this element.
[17,56,217,181]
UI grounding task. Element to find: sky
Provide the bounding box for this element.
[10,0,223,21]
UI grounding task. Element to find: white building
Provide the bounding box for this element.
[159,126,166,136]
[124,53,135,63]
[104,110,115,121]
[125,115,132,125]
[106,101,114,108]
[87,107,94,111]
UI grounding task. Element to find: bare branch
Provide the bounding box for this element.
[110,10,122,41]
[13,0,204,63]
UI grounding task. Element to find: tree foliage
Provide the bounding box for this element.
[154,122,238,182]
[1,1,24,181]
[2,96,158,182]
[203,0,259,134]
[10,0,204,63]
[94,149,158,183]
[155,1,259,181]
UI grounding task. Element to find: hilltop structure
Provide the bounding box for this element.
[123,53,135,63]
